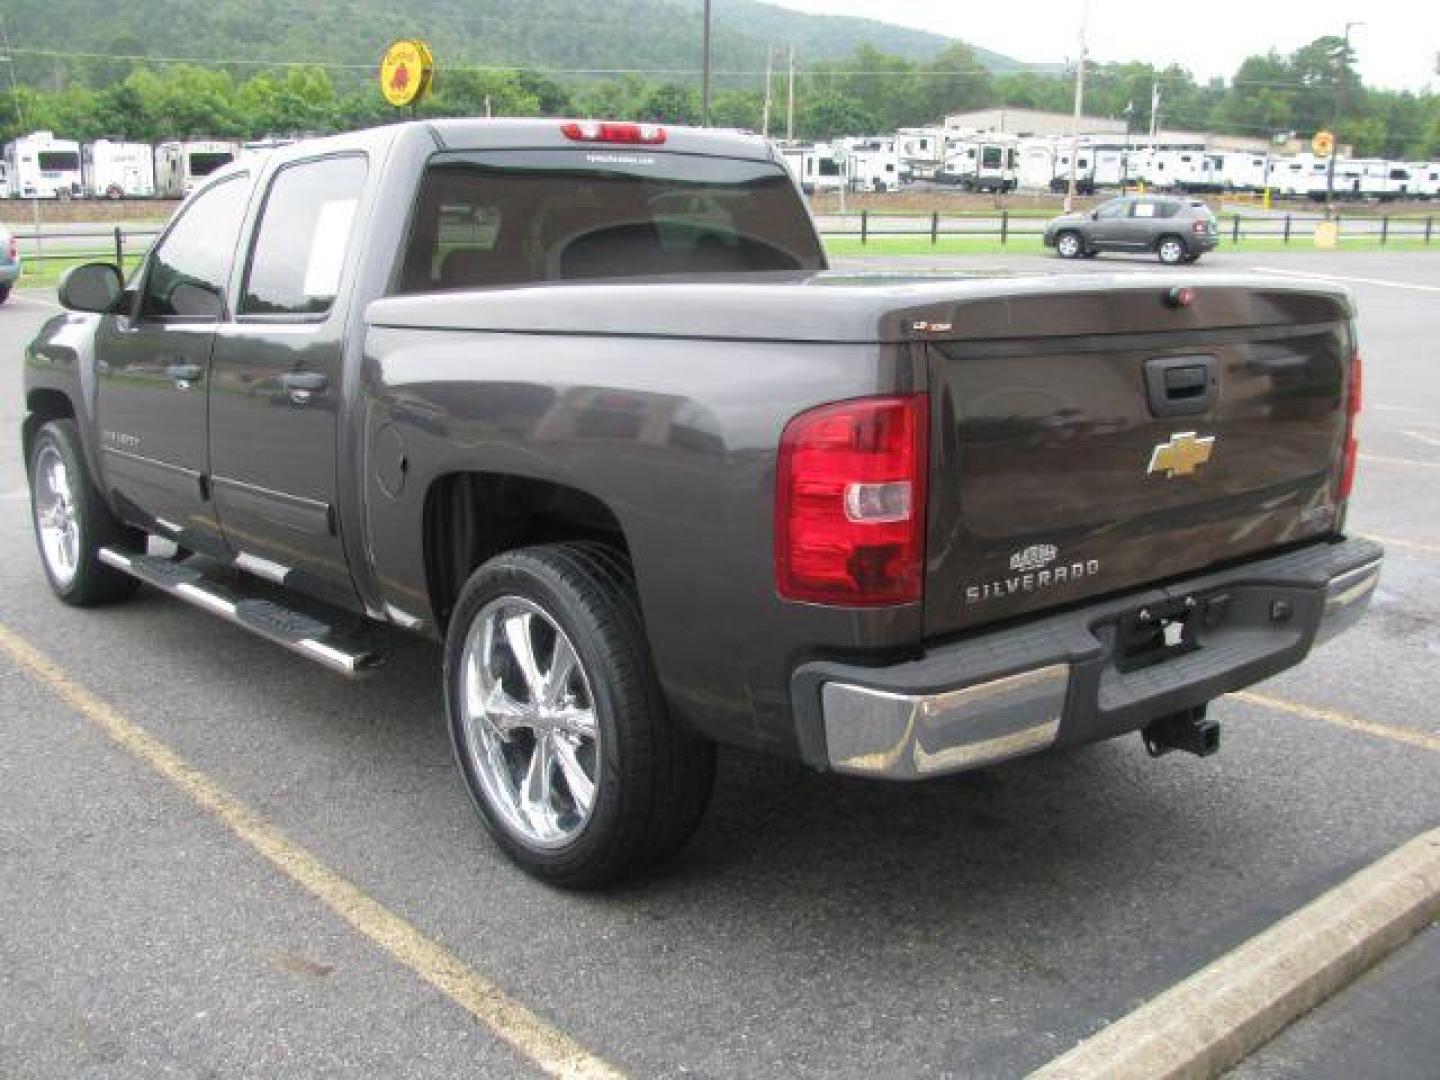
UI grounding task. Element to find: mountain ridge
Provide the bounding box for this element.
[4,0,1029,87]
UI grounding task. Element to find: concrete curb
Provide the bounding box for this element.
[1028,826,1440,1080]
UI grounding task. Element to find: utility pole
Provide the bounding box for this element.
[785,45,796,141]
[760,46,774,138]
[701,0,713,127]
[1324,21,1363,217]
[1149,81,1161,142]
[1064,0,1090,213]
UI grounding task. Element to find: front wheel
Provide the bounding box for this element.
[1157,235,1187,265]
[1055,230,1085,259]
[28,419,143,605]
[444,543,715,888]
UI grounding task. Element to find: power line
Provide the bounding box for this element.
[3,46,1371,92]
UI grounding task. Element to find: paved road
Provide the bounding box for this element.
[1,253,1437,1078]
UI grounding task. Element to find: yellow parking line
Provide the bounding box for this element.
[0,621,624,1080]
[1364,534,1440,557]
[1233,690,1440,752]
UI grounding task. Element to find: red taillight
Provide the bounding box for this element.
[561,121,667,145]
[1192,220,1207,233]
[1337,351,1362,501]
[5,235,15,262]
[775,394,928,606]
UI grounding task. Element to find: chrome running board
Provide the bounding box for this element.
[99,547,383,678]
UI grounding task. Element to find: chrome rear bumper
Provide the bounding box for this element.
[796,538,1382,780]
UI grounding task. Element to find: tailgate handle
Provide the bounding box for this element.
[1144,355,1216,417]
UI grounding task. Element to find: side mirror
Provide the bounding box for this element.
[58,262,123,314]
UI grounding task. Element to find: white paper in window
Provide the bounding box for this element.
[1134,202,1156,218]
[303,199,357,300]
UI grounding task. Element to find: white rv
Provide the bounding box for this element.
[1408,163,1439,199]
[1138,147,1214,192]
[1091,146,1130,189]
[1267,156,1330,199]
[3,132,83,199]
[895,127,945,182]
[83,140,156,199]
[1372,162,1415,200]
[938,137,1016,192]
[841,139,899,193]
[1208,152,1270,192]
[154,141,239,197]
[1052,145,1097,194]
[1016,139,1057,192]
[776,142,847,195]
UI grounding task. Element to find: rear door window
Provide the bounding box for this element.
[241,155,368,317]
[397,150,825,293]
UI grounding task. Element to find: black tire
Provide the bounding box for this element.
[0,283,10,305]
[1180,253,1202,264]
[444,542,716,888]
[1055,230,1085,259]
[28,418,143,605]
[1156,234,1187,265]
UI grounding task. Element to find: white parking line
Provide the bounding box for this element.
[1371,404,1428,415]
[1402,430,1440,449]
[1248,266,1440,294]
[6,292,63,312]
[1361,453,1440,470]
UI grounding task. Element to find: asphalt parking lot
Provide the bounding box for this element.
[1,249,1436,1078]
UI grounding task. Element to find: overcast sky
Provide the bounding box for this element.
[767,0,1439,91]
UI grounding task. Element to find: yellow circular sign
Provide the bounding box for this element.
[1312,130,1335,157]
[380,39,434,108]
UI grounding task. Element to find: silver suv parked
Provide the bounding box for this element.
[1044,196,1218,264]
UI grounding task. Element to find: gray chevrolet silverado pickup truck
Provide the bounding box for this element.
[24,119,1380,886]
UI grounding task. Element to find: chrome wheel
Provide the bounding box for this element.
[1158,238,1185,264]
[33,445,80,587]
[459,596,599,848]
[1056,231,1083,258]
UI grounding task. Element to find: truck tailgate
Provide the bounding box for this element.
[923,284,1353,638]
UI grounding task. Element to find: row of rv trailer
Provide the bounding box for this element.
[781,130,1440,200]
[0,131,294,199]
[6,126,1439,202]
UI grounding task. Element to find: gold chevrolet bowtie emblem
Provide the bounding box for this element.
[1148,432,1215,478]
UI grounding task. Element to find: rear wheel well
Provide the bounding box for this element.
[423,472,631,631]
[23,389,76,465]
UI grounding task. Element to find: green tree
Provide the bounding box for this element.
[797,93,878,140]
[635,83,700,124]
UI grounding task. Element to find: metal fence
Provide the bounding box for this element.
[9,226,163,264]
[7,212,1439,268]
[814,211,1439,246]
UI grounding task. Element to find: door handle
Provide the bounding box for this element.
[281,371,328,405]
[1143,355,1217,418]
[165,362,203,386]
